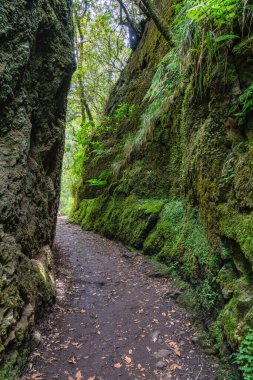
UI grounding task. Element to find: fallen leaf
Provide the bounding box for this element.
[170,363,181,371]
[124,356,132,364]
[114,363,122,368]
[176,350,181,357]
[68,356,77,364]
[33,352,41,357]
[128,349,133,354]
[88,376,96,380]
[146,346,151,352]
[75,370,83,380]
[60,343,69,349]
[30,373,43,380]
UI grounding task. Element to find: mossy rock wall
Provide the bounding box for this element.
[0,0,74,376]
[72,1,253,353]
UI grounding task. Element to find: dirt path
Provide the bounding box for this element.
[21,217,220,380]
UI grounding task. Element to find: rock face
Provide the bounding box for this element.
[72,1,253,354]
[0,0,74,376]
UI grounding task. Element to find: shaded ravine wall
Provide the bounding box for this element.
[0,1,74,376]
[72,1,253,356]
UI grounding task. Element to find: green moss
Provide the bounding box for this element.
[31,260,55,306]
[72,195,165,248]
[218,205,253,267]
[177,288,199,318]
[143,199,185,254]
[217,275,253,347]
[0,348,29,380]
[219,299,240,347]
[217,264,238,299]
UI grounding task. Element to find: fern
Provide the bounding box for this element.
[237,84,253,116]
[171,0,250,92]
[86,179,107,186]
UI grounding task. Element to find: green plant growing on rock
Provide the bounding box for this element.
[234,330,253,380]
[113,103,139,128]
[86,179,107,186]
[236,84,253,116]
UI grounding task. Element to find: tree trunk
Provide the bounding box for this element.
[74,3,94,122]
[140,0,171,43]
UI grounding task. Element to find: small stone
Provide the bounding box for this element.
[222,288,233,300]
[164,289,183,300]
[148,269,163,278]
[151,330,161,342]
[154,349,171,359]
[122,252,133,259]
[155,361,167,369]
[191,336,199,344]
[32,330,42,346]
[157,336,164,344]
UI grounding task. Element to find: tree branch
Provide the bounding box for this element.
[140,0,171,43]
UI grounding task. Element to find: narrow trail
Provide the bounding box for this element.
[21,217,219,380]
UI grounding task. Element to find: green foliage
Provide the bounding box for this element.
[113,103,139,127]
[221,153,235,185]
[86,178,107,186]
[196,279,219,311]
[169,0,251,92]
[187,0,239,28]
[61,101,138,214]
[145,49,181,102]
[234,330,253,380]
[60,0,132,214]
[236,84,253,116]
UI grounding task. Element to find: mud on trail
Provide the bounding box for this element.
[21,217,221,380]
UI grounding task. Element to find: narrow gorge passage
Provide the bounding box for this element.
[22,218,219,380]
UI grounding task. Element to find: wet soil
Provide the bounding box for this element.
[21,217,220,380]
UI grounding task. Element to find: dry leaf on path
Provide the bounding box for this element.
[170,363,181,371]
[60,343,69,349]
[30,372,43,380]
[124,356,132,364]
[75,370,83,380]
[68,356,77,364]
[114,363,122,368]
[87,376,96,380]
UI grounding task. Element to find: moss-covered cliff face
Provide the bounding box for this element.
[0,1,74,376]
[72,0,253,357]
